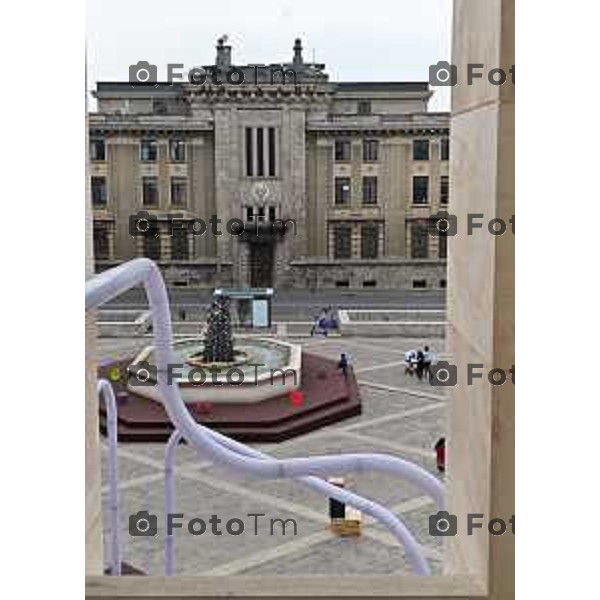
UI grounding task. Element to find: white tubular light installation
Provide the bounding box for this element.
[86,258,445,575]
[164,428,430,575]
[164,429,182,576]
[97,379,121,576]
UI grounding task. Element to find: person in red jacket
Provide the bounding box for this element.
[435,437,446,473]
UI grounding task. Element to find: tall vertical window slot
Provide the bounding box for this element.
[256,128,264,176]
[245,127,253,177]
[268,127,276,176]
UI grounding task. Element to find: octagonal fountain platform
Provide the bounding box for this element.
[98,337,361,443]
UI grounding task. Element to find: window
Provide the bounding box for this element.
[245,127,254,176]
[413,139,430,161]
[140,139,158,161]
[411,221,429,258]
[245,127,277,177]
[268,127,276,177]
[361,224,379,259]
[357,101,371,115]
[441,137,450,161]
[91,176,107,207]
[335,177,351,205]
[93,222,110,260]
[268,206,277,222]
[256,128,264,176]
[143,236,161,260]
[334,139,351,161]
[171,229,189,260]
[362,280,377,288]
[363,139,379,162]
[440,279,447,289]
[333,225,352,259]
[153,99,168,114]
[90,138,105,161]
[169,139,186,162]
[362,176,378,204]
[413,175,429,204]
[412,279,427,289]
[142,176,159,206]
[439,231,448,259]
[335,280,350,288]
[440,175,449,205]
[170,177,187,207]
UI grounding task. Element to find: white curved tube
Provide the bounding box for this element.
[164,429,430,575]
[164,429,182,576]
[86,258,445,574]
[97,379,121,576]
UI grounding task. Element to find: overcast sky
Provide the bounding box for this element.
[86,0,452,111]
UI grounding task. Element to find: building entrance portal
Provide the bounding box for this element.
[249,241,274,288]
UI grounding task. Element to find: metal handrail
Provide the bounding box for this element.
[86,258,445,575]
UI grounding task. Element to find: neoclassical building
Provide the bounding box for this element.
[89,38,450,289]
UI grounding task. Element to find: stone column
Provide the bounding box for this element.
[445,3,514,599]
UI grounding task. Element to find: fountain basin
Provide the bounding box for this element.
[127,337,302,405]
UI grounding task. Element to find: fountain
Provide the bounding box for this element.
[99,292,362,442]
[126,294,302,404]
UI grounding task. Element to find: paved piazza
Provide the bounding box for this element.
[98,335,449,576]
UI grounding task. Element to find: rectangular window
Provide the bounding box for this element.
[413,139,430,161]
[268,127,276,176]
[93,222,110,260]
[362,139,379,162]
[440,175,449,204]
[361,224,379,259]
[335,177,351,205]
[169,139,186,162]
[90,139,106,161]
[441,137,450,161]
[91,176,107,207]
[334,140,351,161]
[171,229,189,261]
[333,225,352,259]
[412,279,427,289]
[140,139,158,161]
[153,99,168,114]
[256,128,264,177]
[170,177,187,207]
[413,175,429,204]
[245,128,253,176]
[268,206,277,222]
[362,176,378,204]
[142,176,159,206]
[143,235,161,261]
[357,101,371,115]
[246,127,277,177]
[411,221,430,258]
[439,232,448,259]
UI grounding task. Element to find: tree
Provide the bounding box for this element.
[203,295,234,363]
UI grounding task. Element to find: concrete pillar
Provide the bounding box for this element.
[445,3,514,600]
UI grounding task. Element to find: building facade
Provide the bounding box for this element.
[89,38,450,289]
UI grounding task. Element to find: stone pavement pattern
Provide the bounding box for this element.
[99,335,448,576]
